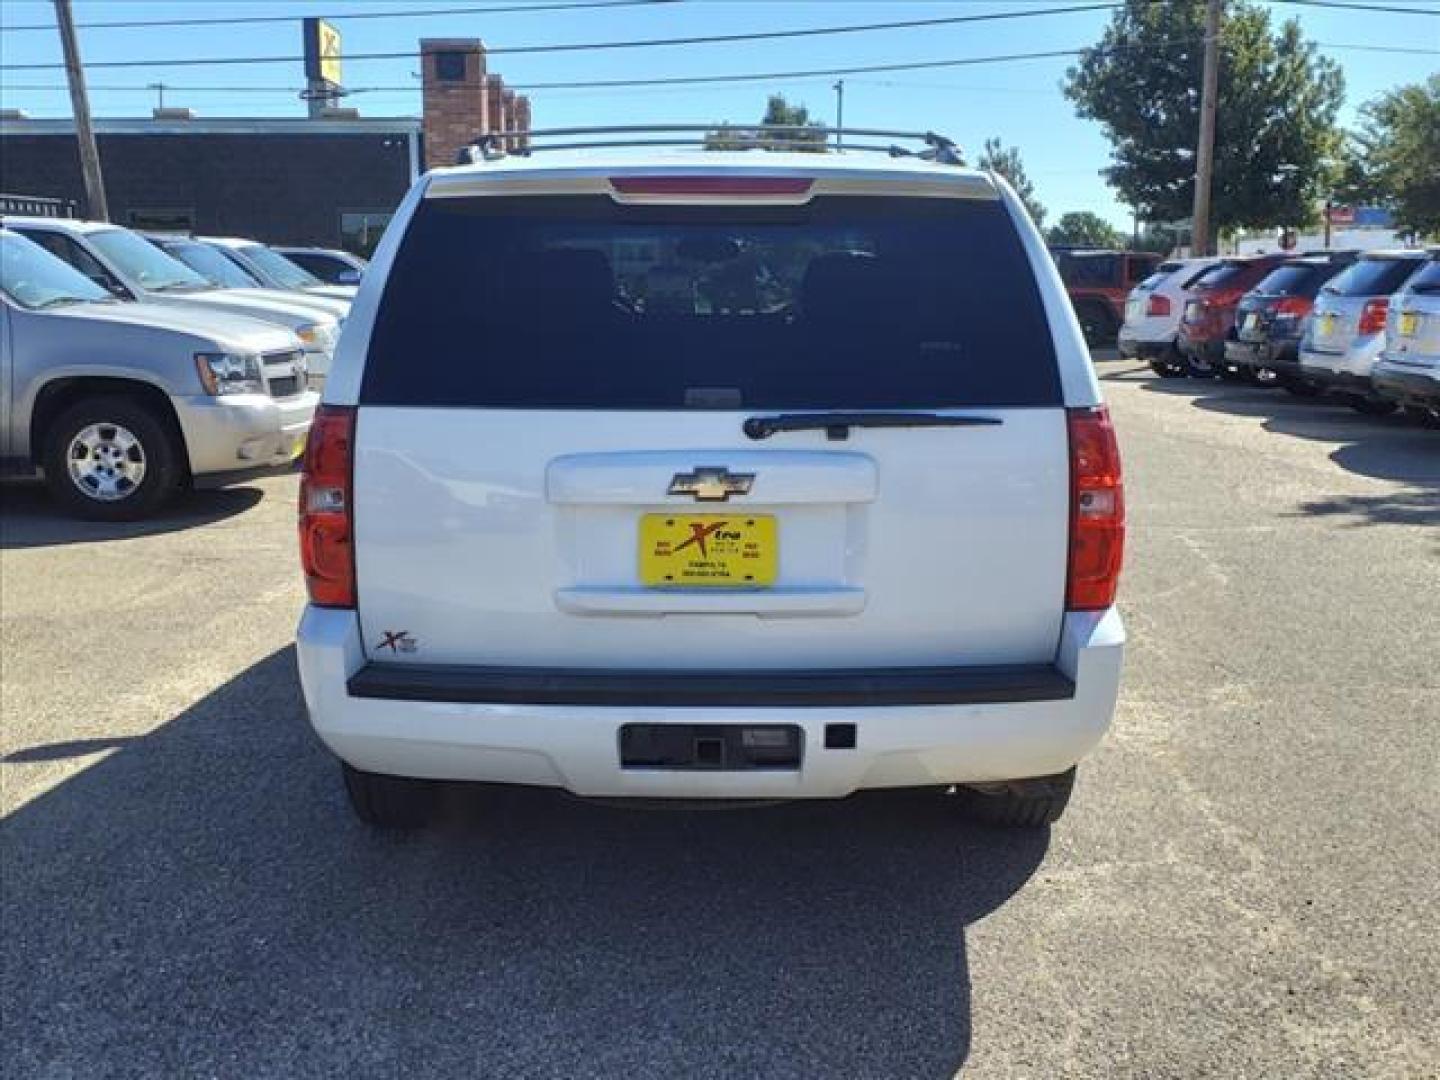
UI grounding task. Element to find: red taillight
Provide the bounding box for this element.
[1066,407,1125,612]
[1145,294,1171,317]
[299,404,356,608]
[1273,296,1311,317]
[610,176,813,198]
[1358,297,1389,334]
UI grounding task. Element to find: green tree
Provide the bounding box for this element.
[705,94,827,152]
[1047,211,1124,248]
[977,137,1046,230]
[1063,0,1344,233]
[1354,75,1440,238]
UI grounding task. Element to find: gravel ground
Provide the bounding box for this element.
[2,362,1437,1078]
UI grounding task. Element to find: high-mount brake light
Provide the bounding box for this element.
[1066,407,1125,611]
[610,176,814,198]
[299,405,356,608]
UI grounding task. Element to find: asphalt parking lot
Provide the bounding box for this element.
[3,361,1438,1079]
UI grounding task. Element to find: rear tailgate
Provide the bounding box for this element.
[352,187,1070,671]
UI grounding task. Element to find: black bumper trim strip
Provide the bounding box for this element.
[347,662,1075,707]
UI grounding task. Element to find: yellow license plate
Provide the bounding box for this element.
[639,514,777,588]
[1319,313,1336,335]
[1399,311,1419,336]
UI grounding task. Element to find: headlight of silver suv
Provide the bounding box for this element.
[195,351,263,396]
[295,322,335,352]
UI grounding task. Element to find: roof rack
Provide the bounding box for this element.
[456,124,964,167]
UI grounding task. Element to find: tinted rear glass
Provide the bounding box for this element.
[363,195,1060,409]
[1250,263,1334,297]
[1137,263,1182,291]
[1323,257,1424,297]
[1403,259,1440,293]
[1191,261,1251,288]
[1054,252,1118,287]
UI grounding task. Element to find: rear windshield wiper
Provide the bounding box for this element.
[743,411,1003,441]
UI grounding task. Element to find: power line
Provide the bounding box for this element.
[3,35,1431,102]
[0,4,1122,71]
[1272,0,1440,15]
[0,0,674,34]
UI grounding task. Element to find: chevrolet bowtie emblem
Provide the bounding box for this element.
[668,467,755,502]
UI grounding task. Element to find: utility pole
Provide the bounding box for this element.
[833,79,844,151]
[54,0,108,221]
[1190,0,1222,255]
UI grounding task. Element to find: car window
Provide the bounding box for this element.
[1055,252,1119,287]
[238,245,322,289]
[1191,261,1250,289]
[1250,263,1334,297]
[1125,256,1159,285]
[283,251,341,282]
[364,195,1062,410]
[1397,258,1440,294]
[1322,257,1425,297]
[14,229,117,291]
[0,231,114,308]
[1137,263,1182,291]
[88,228,210,292]
[159,239,259,288]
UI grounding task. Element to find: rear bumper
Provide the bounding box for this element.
[1117,333,1173,361]
[1372,361,1440,406]
[296,606,1125,798]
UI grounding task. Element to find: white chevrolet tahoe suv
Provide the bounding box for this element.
[296,134,1126,830]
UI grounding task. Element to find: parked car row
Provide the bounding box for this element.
[0,222,366,520]
[1119,248,1439,425]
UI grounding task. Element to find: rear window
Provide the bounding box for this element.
[1191,261,1251,289]
[1398,258,1440,294]
[1250,263,1336,297]
[363,195,1061,410]
[1136,262,1182,291]
[1323,257,1424,297]
[1055,252,1118,287]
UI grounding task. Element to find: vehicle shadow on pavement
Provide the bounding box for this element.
[1,647,1047,1079]
[1135,377,1440,525]
[0,484,264,549]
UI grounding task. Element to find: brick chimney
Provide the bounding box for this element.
[485,76,509,150]
[421,38,487,169]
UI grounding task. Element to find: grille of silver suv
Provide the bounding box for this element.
[262,349,305,399]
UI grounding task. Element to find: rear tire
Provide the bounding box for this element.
[41,395,184,521]
[341,762,439,829]
[1403,404,1440,429]
[954,768,1076,828]
[1078,304,1118,348]
[1279,375,1322,397]
[1348,396,1397,417]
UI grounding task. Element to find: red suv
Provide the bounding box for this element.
[1051,249,1164,346]
[1176,254,1290,377]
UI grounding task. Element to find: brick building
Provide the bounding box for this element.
[0,37,531,253]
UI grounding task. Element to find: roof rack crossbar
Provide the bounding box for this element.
[455,125,964,166]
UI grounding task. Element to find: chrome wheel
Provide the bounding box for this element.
[66,422,147,502]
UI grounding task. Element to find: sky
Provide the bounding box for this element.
[1,0,1437,229]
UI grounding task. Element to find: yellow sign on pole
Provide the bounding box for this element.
[304,18,342,88]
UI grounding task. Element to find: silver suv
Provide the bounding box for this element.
[1,230,316,519]
[296,129,1127,830]
[1372,253,1440,426]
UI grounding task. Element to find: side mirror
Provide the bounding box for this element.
[337,269,362,286]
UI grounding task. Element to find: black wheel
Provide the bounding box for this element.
[953,768,1076,828]
[1218,364,1248,383]
[41,395,184,521]
[341,762,439,829]
[1184,351,1220,379]
[1348,396,1397,417]
[1147,358,1176,377]
[1403,404,1440,430]
[1078,304,1118,348]
[1278,374,1322,397]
